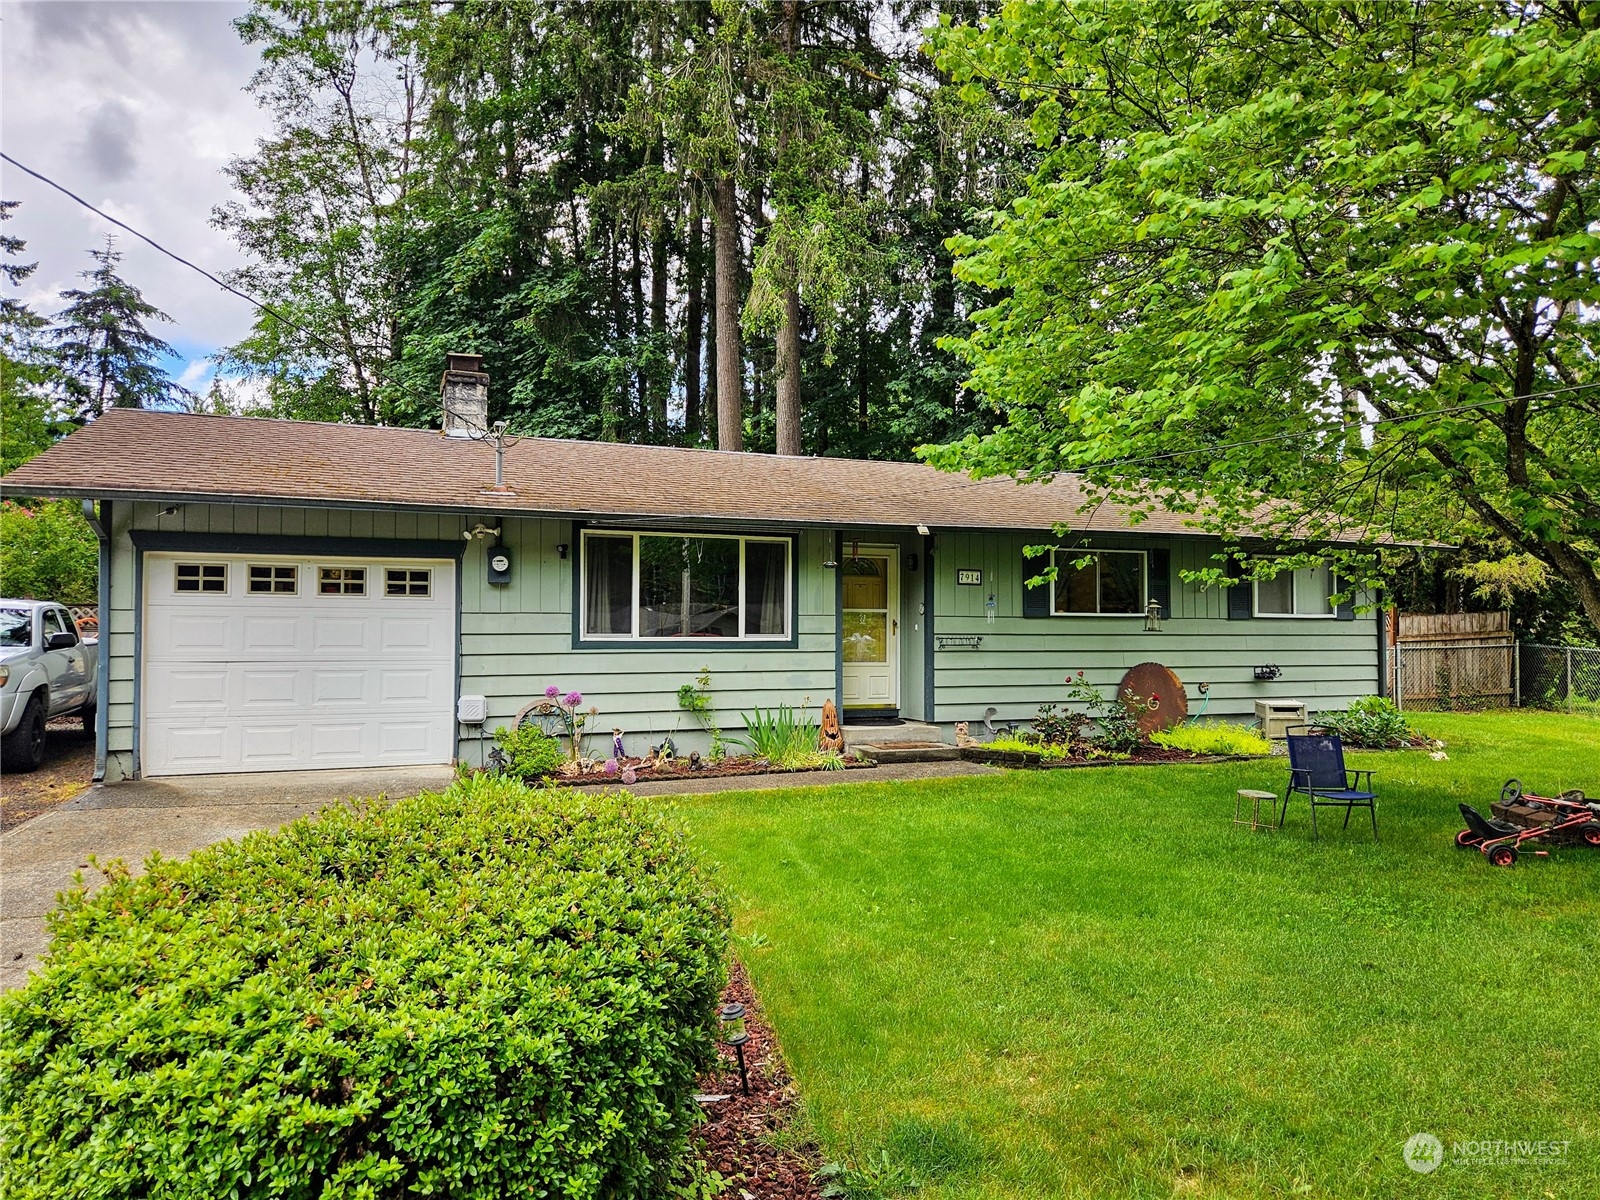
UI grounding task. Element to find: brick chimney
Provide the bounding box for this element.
[440,353,488,438]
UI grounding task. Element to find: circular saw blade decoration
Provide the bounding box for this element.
[1119,662,1188,736]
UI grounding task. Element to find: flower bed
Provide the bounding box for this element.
[959,744,1264,769]
[557,753,876,787]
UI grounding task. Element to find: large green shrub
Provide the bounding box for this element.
[0,500,98,604]
[1314,696,1419,749]
[492,720,566,778]
[0,777,728,1199]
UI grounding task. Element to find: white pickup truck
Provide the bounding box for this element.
[1,599,97,772]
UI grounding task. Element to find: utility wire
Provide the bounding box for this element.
[1,152,345,361]
[8,153,1593,508]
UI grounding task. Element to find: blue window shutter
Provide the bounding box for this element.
[1021,552,1051,618]
[1227,581,1254,620]
[1335,596,1356,620]
[1148,548,1172,618]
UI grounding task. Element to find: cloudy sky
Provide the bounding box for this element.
[1,0,269,393]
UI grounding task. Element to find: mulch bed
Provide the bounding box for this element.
[696,960,824,1199]
[559,755,875,788]
[959,744,1264,769]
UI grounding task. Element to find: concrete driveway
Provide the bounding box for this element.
[0,766,454,992]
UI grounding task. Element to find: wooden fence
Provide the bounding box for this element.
[1393,611,1515,711]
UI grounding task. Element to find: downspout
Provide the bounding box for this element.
[81,498,111,782]
[1375,594,1387,699]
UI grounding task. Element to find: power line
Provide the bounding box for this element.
[1,152,345,361]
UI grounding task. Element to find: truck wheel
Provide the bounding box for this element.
[2,693,47,773]
[79,701,96,732]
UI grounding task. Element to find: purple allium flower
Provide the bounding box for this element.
[545,684,560,699]
[621,766,637,785]
[603,757,619,776]
[564,691,583,707]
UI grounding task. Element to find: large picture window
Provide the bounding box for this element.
[1051,549,1146,616]
[1256,564,1337,618]
[581,531,791,641]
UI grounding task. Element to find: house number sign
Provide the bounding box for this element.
[956,568,982,586]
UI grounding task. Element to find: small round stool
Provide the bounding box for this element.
[1234,789,1278,832]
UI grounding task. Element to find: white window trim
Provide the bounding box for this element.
[318,566,368,596]
[1254,566,1340,619]
[175,562,228,595]
[1049,549,1148,617]
[580,529,793,642]
[385,567,433,597]
[247,564,300,595]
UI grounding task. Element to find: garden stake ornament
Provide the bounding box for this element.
[819,699,845,754]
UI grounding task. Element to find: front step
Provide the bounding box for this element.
[851,741,961,764]
[841,719,945,745]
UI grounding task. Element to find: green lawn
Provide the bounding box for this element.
[670,711,1600,1199]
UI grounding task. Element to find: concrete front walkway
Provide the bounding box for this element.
[0,765,454,992]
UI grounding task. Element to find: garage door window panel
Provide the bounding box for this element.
[385,568,432,597]
[319,567,367,595]
[176,563,227,593]
[249,565,298,594]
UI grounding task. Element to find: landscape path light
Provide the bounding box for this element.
[719,1002,750,1096]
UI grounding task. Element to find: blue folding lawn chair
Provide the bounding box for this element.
[1281,726,1378,841]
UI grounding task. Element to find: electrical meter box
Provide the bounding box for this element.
[487,543,512,586]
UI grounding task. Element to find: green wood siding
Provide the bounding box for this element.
[456,519,836,758]
[931,530,1379,723]
[102,502,1379,778]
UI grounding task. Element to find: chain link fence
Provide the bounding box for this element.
[1518,643,1600,713]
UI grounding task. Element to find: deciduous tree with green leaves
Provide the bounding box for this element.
[929,0,1600,634]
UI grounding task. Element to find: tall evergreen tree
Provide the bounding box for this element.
[1,201,68,472]
[51,240,182,419]
[216,0,1029,459]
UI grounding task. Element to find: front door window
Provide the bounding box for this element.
[841,550,899,710]
[842,559,888,664]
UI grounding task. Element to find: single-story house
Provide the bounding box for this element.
[1,360,1385,781]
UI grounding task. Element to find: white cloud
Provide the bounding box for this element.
[1,1,270,355]
[175,357,211,390]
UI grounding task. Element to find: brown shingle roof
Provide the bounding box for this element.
[1,408,1219,536]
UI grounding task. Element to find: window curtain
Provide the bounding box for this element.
[746,541,786,636]
[585,536,632,636]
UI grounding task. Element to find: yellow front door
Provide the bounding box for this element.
[841,549,898,712]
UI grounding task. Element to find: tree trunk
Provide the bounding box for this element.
[776,285,802,454]
[631,227,646,434]
[713,173,743,452]
[650,223,668,438]
[772,0,804,456]
[684,208,704,441]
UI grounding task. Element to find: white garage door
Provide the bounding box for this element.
[142,552,455,776]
